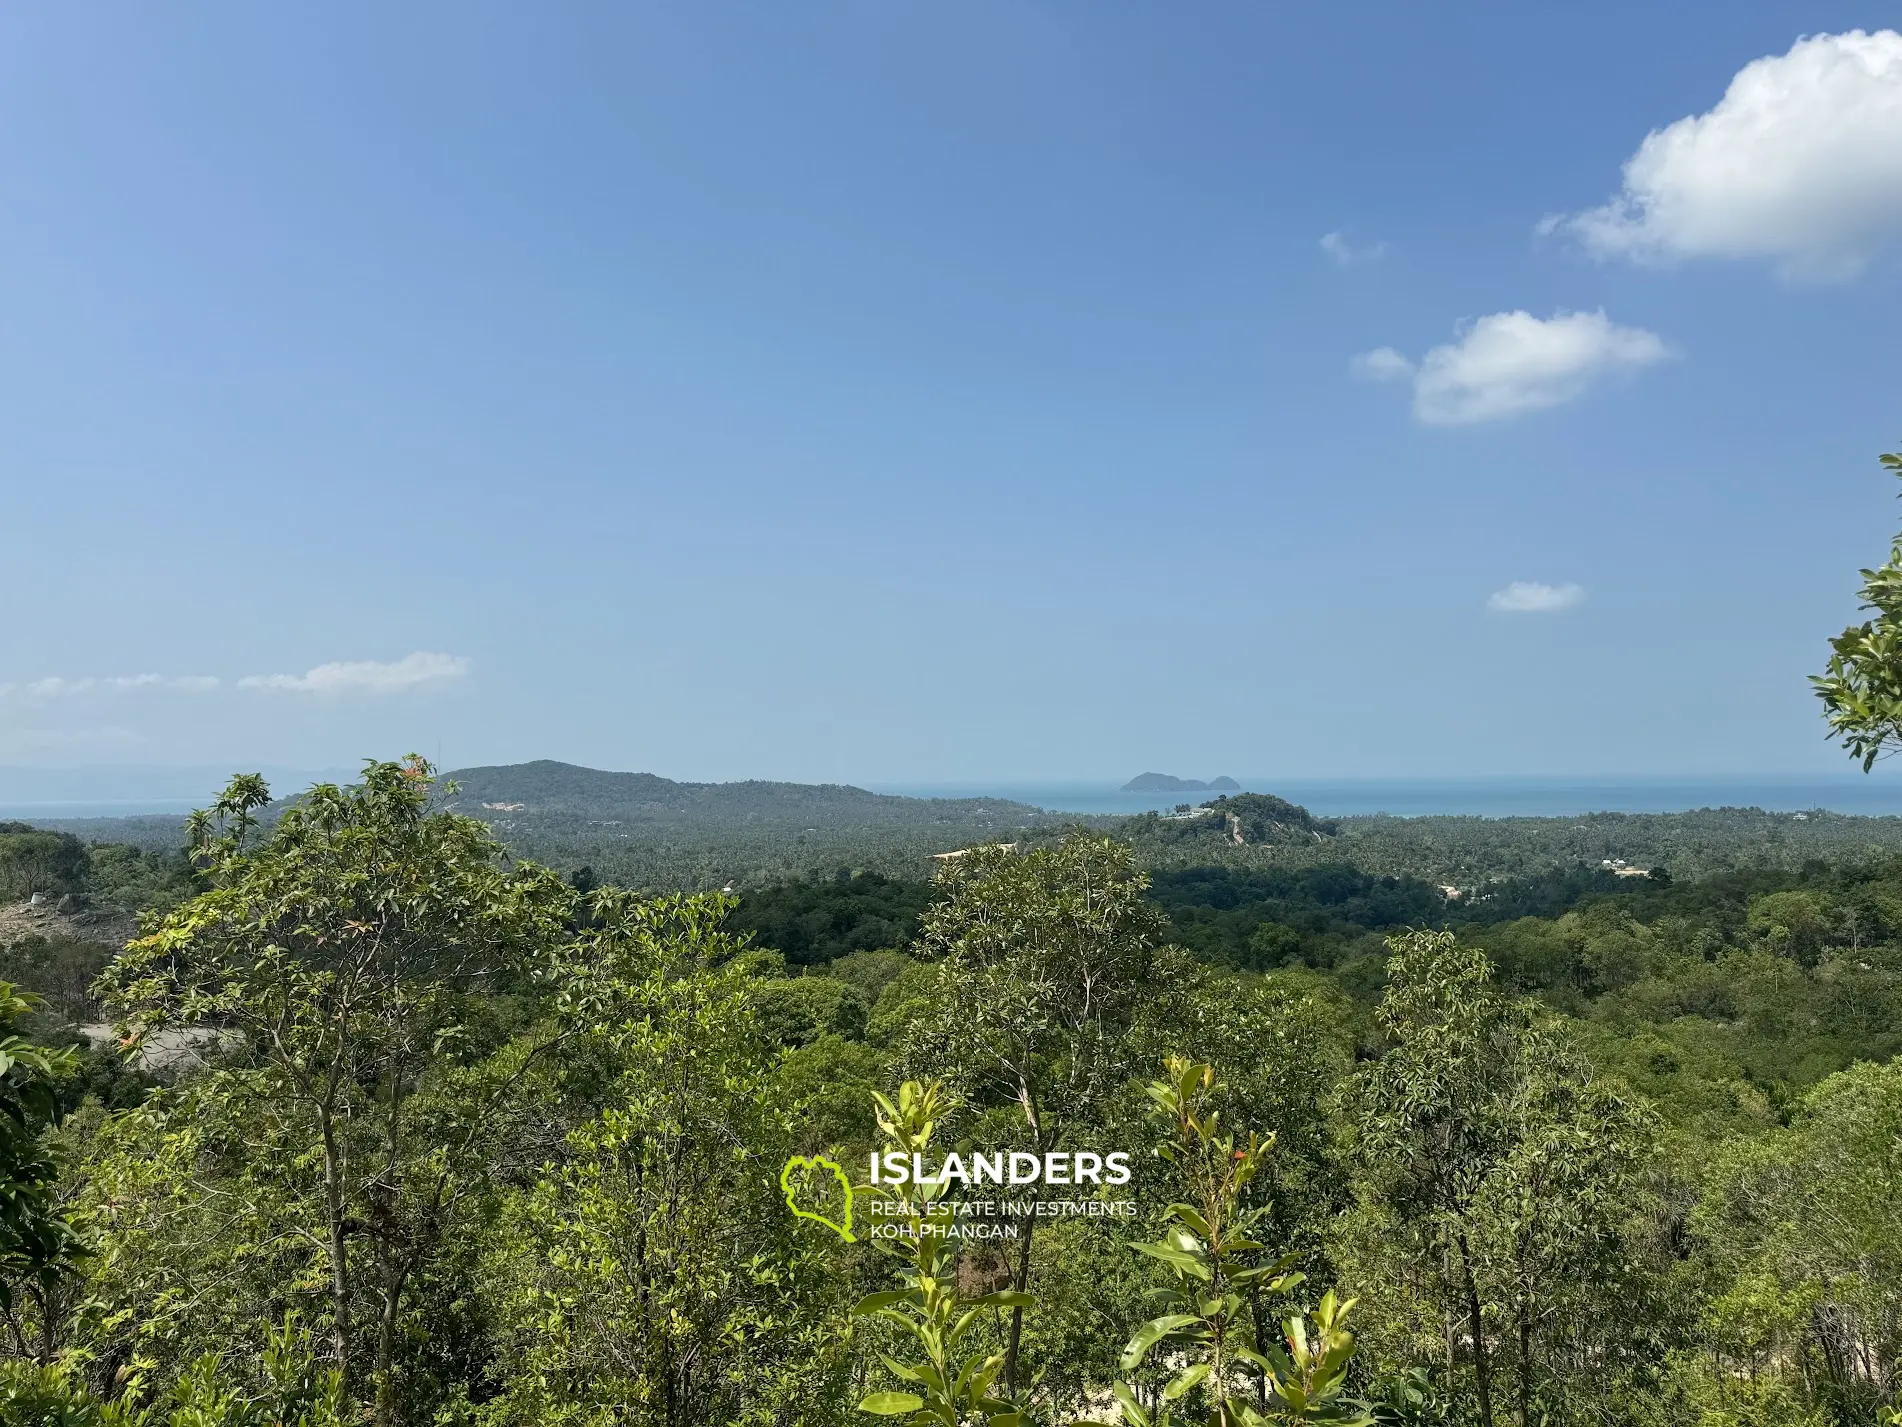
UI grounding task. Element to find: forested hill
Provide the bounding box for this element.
[441,759,1042,825]
[429,760,1070,888]
[10,762,1074,887]
[1108,791,1341,850]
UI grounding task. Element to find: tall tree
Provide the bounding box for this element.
[480,890,855,1426]
[1696,1058,1902,1420]
[912,833,1168,1395]
[100,759,574,1424]
[1343,931,1658,1427]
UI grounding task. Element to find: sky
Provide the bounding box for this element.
[6,2,1902,787]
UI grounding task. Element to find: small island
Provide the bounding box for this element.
[1121,772,1242,793]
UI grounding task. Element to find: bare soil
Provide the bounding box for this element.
[0,897,140,952]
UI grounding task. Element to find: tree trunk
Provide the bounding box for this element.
[375,1258,406,1427]
[1454,1229,1495,1427]
[1003,1211,1035,1395]
[319,1107,354,1379]
[1516,1293,1531,1427]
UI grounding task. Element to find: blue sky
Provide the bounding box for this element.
[5,2,1902,784]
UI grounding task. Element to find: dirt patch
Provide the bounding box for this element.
[0,897,141,953]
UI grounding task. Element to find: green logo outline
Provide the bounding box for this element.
[780,1153,856,1242]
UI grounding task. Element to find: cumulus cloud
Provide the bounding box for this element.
[238,652,471,695]
[1489,581,1585,613]
[1353,309,1670,425]
[1320,230,1387,267]
[1548,30,1902,280]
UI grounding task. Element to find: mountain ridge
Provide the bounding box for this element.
[441,759,1048,824]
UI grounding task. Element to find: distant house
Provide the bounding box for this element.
[1600,858,1652,878]
[931,842,1020,861]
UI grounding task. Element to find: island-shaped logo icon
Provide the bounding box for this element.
[780,1153,856,1242]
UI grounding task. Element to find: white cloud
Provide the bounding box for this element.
[1320,230,1387,267]
[1351,346,1415,381]
[2,674,220,698]
[238,651,471,695]
[24,677,94,698]
[1353,309,1669,425]
[1489,581,1585,613]
[1549,30,1902,280]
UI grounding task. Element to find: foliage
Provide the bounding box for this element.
[0,829,88,903]
[726,870,936,966]
[1114,1057,1366,1427]
[1693,1057,1902,1418]
[14,752,1902,1425]
[1341,932,1662,1427]
[479,888,854,1425]
[93,760,575,1425]
[440,760,1066,890]
[0,1314,344,1425]
[1815,448,1902,768]
[0,983,82,1363]
[1114,795,1340,853]
[0,937,113,1025]
[912,833,1170,1396]
[851,1079,1033,1427]
[750,974,871,1048]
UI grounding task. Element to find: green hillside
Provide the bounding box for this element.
[436,760,1074,888]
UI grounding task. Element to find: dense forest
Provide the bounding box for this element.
[31,772,1902,895]
[0,755,1899,1426]
[7,448,1902,1423]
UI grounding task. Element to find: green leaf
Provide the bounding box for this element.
[854,1291,914,1315]
[1167,1203,1212,1237]
[1120,1313,1202,1370]
[877,1353,924,1384]
[1130,1241,1212,1281]
[1163,1363,1211,1401]
[1112,1382,1153,1427]
[970,1289,1035,1310]
[857,1390,926,1415]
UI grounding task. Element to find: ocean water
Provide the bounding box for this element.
[0,800,201,819]
[870,776,1902,819]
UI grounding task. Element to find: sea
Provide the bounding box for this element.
[868,776,1902,820]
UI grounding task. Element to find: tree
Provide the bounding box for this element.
[1815,447,1902,768]
[479,889,855,1425]
[1695,1058,1902,1420]
[0,1313,345,1425]
[1114,1058,1366,1427]
[912,834,1169,1395]
[852,1079,1033,1427]
[0,826,88,903]
[1342,932,1659,1427]
[0,983,82,1364]
[98,760,574,1424]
